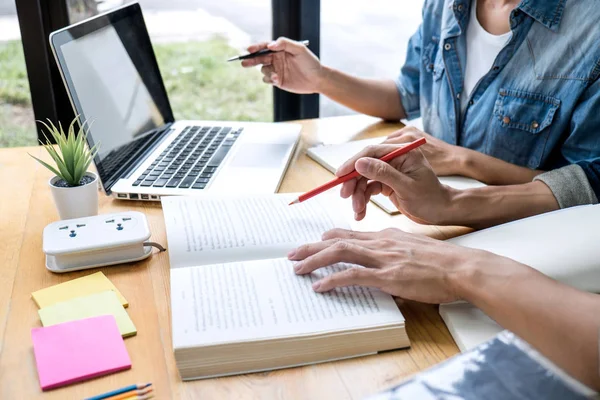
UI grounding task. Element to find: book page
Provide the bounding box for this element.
[162,194,350,268]
[171,258,404,348]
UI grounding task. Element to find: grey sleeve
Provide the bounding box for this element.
[534,164,599,209]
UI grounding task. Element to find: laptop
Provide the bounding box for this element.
[49,2,300,201]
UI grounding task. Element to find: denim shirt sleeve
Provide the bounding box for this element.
[535,77,600,207]
[395,25,423,121]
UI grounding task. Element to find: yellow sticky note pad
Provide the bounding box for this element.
[38,290,137,338]
[32,272,128,308]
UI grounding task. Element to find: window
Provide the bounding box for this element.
[320,0,425,117]
[0,0,37,147]
[67,0,101,23]
[14,0,313,139]
[67,0,273,123]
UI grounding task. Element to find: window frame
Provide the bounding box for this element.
[15,0,320,144]
[272,0,320,121]
[15,0,75,143]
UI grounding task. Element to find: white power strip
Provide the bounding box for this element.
[42,211,164,273]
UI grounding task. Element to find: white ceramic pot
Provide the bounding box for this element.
[49,172,99,220]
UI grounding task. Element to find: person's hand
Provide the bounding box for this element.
[384,126,468,176]
[288,228,513,304]
[241,37,324,94]
[336,143,455,224]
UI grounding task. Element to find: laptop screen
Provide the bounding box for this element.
[51,3,174,192]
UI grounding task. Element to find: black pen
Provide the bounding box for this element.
[227,40,310,62]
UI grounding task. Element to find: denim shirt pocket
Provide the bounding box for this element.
[490,89,561,169]
[422,36,444,81]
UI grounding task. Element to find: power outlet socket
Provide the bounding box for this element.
[43,211,154,273]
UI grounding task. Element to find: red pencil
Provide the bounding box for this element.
[289,137,426,205]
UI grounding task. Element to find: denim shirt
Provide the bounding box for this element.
[396,0,600,198]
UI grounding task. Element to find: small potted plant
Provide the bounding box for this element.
[30,117,100,220]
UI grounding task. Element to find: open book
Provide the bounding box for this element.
[162,194,409,380]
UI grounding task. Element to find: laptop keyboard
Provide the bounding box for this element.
[133,125,242,190]
[102,134,152,180]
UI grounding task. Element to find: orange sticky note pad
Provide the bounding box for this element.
[31,315,131,390]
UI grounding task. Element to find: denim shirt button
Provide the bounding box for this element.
[503,116,511,124]
[531,121,540,129]
[458,4,464,12]
[444,43,452,51]
[456,93,461,99]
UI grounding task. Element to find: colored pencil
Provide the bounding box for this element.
[289,137,426,205]
[85,383,152,400]
[121,394,153,400]
[105,387,153,400]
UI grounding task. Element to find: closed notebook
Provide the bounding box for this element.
[31,315,132,390]
[31,271,128,308]
[38,290,137,337]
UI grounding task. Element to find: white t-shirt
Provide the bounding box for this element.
[461,0,513,113]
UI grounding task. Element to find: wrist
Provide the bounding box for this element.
[447,248,502,303]
[439,181,561,229]
[435,186,467,226]
[447,249,535,305]
[316,65,334,94]
[452,146,476,178]
[446,252,484,302]
[439,186,498,228]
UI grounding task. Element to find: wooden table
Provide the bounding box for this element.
[0,115,468,400]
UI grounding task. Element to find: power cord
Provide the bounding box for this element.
[144,242,167,252]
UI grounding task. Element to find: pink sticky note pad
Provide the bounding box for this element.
[31,315,131,390]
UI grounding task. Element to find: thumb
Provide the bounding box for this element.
[355,158,409,190]
[268,37,305,55]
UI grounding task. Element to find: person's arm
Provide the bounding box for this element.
[384,127,544,184]
[457,146,544,184]
[288,228,600,391]
[241,38,406,120]
[333,143,559,229]
[453,251,600,392]
[442,181,559,229]
[315,20,427,121]
[242,19,427,121]
[370,136,597,228]
[317,69,405,121]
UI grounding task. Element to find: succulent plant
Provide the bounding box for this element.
[30,117,99,187]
